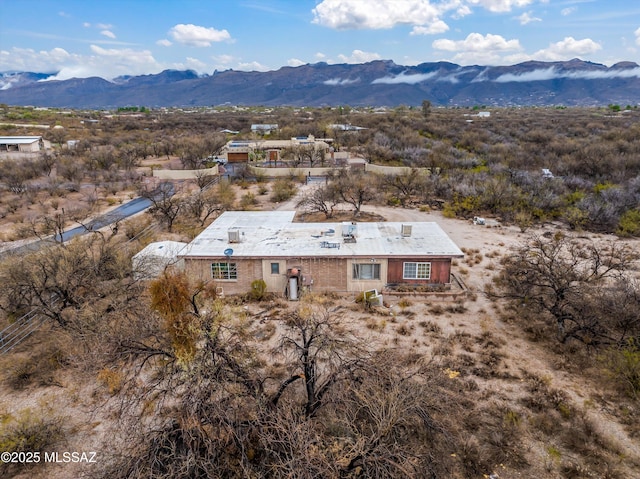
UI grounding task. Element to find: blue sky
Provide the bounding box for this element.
[1,0,640,80]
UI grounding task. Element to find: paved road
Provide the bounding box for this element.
[0,193,157,258]
[55,196,152,242]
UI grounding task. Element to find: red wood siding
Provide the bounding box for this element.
[227,152,248,163]
[387,258,452,284]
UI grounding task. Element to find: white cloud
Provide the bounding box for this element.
[432,32,523,65]
[0,47,73,73]
[236,61,269,71]
[315,52,327,61]
[410,21,449,35]
[96,23,113,30]
[433,32,522,53]
[212,54,235,65]
[100,30,116,39]
[561,7,576,16]
[288,58,306,67]
[466,0,534,13]
[312,0,445,34]
[156,39,172,47]
[323,77,360,85]
[49,45,160,80]
[494,67,557,82]
[169,24,231,47]
[635,27,640,46]
[185,57,207,71]
[453,5,472,19]
[517,11,541,25]
[83,22,91,28]
[372,71,437,84]
[533,36,602,61]
[494,67,640,83]
[337,49,381,63]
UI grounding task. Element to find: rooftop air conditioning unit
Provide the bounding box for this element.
[401,224,412,237]
[228,228,241,243]
[342,222,357,237]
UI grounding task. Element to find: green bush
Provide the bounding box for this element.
[250,279,267,301]
[270,179,297,203]
[601,339,640,398]
[617,209,640,237]
[0,408,65,474]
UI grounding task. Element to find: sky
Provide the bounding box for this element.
[1,0,640,81]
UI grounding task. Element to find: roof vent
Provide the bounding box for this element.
[342,222,357,243]
[228,228,241,243]
[401,224,412,237]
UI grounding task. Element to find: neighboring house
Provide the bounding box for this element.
[133,241,188,280]
[251,124,278,135]
[179,211,463,298]
[223,135,331,164]
[328,123,367,131]
[0,136,48,152]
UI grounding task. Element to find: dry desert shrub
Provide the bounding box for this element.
[1,341,68,390]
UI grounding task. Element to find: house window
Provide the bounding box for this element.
[352,263,381,280]
[270,262,280,274]
[211,262,237,280]
[403,262,431,280]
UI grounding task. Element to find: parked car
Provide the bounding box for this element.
[207,155,228,165]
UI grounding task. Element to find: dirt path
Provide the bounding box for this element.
[272,182,318,211]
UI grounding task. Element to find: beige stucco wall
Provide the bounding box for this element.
[183,256,352,296]
[346,258,388,293]
[248,165,343,178]
[364,164,438,176]
[262,259,288,293]
[153,167,220,180]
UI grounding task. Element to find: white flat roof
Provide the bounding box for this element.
[180,211,463,259]
[134,240,188,260]
[0,136,41,144]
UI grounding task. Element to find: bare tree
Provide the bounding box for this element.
[139,182,181,232]
[0,235,137,329]
[273,304,365,417]
[186,181,236,226]
[491,232,638,345]
[332,169,378,216]
[381,169,423,206]
[296,185,339,219]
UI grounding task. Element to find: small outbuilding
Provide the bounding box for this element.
[0,136,47,152]
[132,241,188,279]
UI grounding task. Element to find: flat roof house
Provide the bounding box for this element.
[223,135,331,164]
[179,211,463,298]
[251,124,278,135]
[0,136,46,152]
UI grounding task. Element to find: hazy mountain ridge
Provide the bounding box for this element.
[1,59,640,108]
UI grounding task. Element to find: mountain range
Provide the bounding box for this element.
[2,59,640,109]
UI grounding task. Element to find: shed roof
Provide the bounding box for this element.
[0,136,42,144]
[133,241,188,260]
[180,211,463,259]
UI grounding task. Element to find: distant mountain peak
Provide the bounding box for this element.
[611,61,640,69]
[1,59,640,108]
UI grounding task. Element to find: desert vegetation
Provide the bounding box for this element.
[1,104,640,478]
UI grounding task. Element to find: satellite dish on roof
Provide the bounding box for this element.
[224,248,234,257]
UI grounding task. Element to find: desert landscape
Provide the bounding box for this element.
[0,105,639,478]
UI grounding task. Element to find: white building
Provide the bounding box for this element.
[0,136,48,152]
[132,241,188,279]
